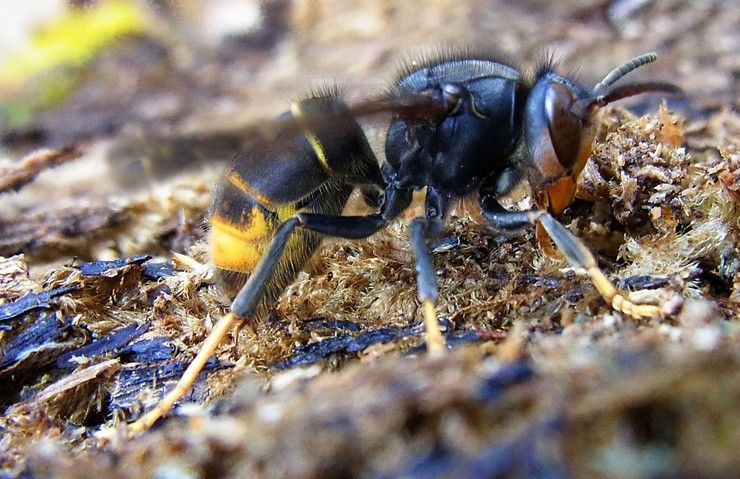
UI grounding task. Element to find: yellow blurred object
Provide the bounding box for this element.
[0,0,148,87]
[0,1,150,125]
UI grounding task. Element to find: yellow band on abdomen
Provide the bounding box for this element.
[210,214,271,272]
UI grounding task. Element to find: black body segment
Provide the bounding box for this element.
[385,59,525,194]
[211,177,354,305]
[209,94,383,311]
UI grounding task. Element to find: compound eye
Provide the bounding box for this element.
[545,82,583,170]
[441,83,463,114]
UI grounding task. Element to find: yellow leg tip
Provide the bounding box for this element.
[120,311,243,436]
[127,411,160,436]
[615,298,664,319]
[587,267,669,319]
[422,301,446,356]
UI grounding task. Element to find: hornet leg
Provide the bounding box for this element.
[124,189,412,435]
[480,195,668,319]
[298,186,447,354]
[125,218,301,435]
[410,217,446,355]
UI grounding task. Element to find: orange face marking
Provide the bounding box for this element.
[545,175,578,216]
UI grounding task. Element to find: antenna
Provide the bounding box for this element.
[593,52,657,98]
[571,52,677,119]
